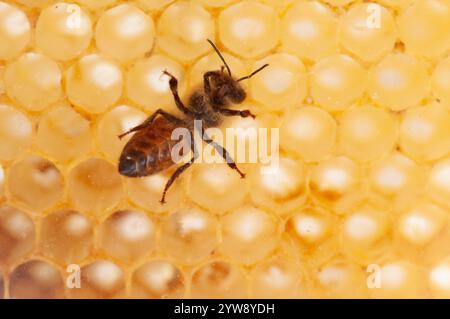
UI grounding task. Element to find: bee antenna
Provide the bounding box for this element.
[237,64,270,82]
[207,39,232,77]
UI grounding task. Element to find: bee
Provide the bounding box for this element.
[118,39,269,204]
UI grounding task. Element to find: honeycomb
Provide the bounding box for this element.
[0,0,450,299]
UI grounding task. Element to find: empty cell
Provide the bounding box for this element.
[96,4,155,63]
[35,3,93,61]
[130,260,185,299]
[159,206,218,265]
[0,103,32,161]
[100,210,156,262]
[68,260,125,299]
[40,210,94,265]
[0,205,35,266]
[5,52,62,112]
[219,1,279,59]
[190,260,247,299]
[0,2,31,60]
[157,1,215,63]
[68,158,123,214]
[249,156,308,215]
[220,206,279,265]
[36,105,91,162]
[8,156,64,211]
[9,260,65,299]
[66,54,124,114]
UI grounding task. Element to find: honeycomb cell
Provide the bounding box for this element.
[9,260,64,299]
[310,54,366,112]
[75,0,118,11]
[368,152,424,211]
[310,156,364,214]
[281,1,338,62]
[339,3,397,62]
[249,257,306,298]
[97,105,147,162]
[249,53,307,112]
[8,156,64,211]
[219,1,279,59]
[131,260,184,298]
[220,206,279,265]
[0,2,31,60]
[0,103,32,161]
[371,261,425,299]
[100,210,156,263]
[159,206,217,265]
[432,56,450,106]
[340,205,391,265]
[398,0,450,58]
[95,4,155,63]
[126,169,184,215]
[190,260,247,299]
[428,157,450,209]
[126,55,187,113]
[187,163,247,215]
[280,106,337,162]
[399,103,450,162]
[66,54,124,114]
[429,257,450,298]
[36,105,91,162]
[35,3,93,61]
[68,158,123,214]
[69,260,125,298]
[315,258,368,298]
[0,205,35,265]
[189,51,246,88]
[249,157,308,215]
[40,210,94,265]
[367,53,430,111]
[338,105,398,162]
[394,202,450,263]
[157,1,215,63]
[284,206,338,266]
[5,52,62,112]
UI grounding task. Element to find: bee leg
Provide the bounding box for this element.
[162,71,194,117]
[203,71,220,96]
[160,132,198,204]
[202,132,245,179]
[118,109,183,139]
[218,108,256,119]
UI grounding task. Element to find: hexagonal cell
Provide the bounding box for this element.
[0,205,35,265]
[36,105,91,162]
[249,257,307,298]
[191,260,247,299]
[429,257,450,298]
[130,260,185,299]
[8,156,64,211]
[309,156,365,214]
[220,206,279,265]
[0,2,31,61]
[0,103,33,161]
[100,210,156,263]
[68,260,125,299]
[40,210,94,265]
[159,206,218,265]
[249,156,308,215]
[68,157,123,214]
[157,1,215,63]
[9,260,65,299]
